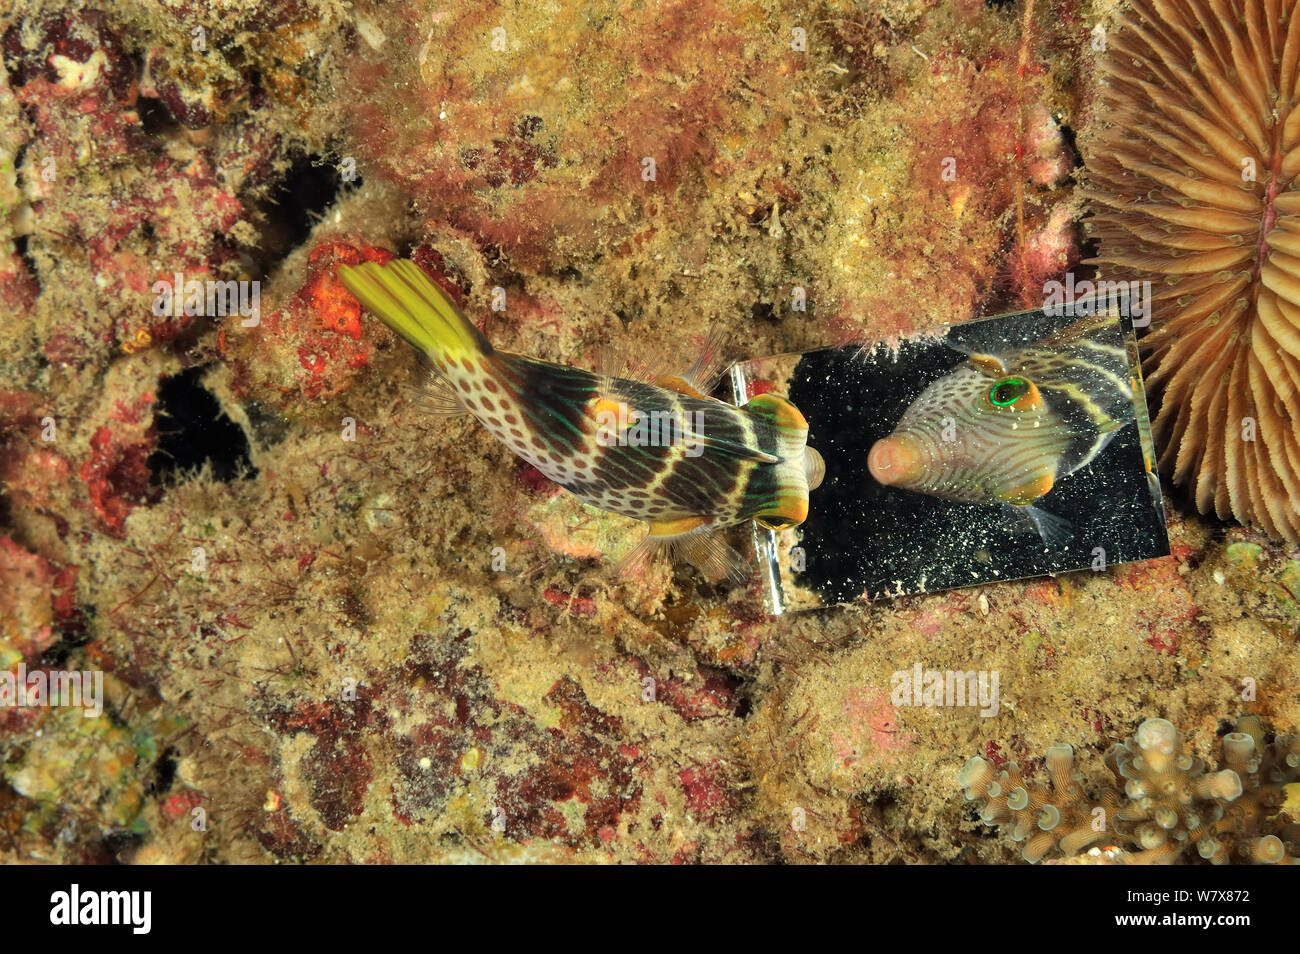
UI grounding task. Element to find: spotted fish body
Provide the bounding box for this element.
[339,259,822,579]
[867,311,1136,541]
[464,357,816,528]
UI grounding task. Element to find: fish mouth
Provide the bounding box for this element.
[867,433,923,487]
[804,446,825,491]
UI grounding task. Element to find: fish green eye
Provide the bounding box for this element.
[989,377,1031,407]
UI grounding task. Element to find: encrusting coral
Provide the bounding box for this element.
[1082,0,1300,541]
[959,716,1300,864]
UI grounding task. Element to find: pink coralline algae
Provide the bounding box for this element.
[0,537,62,665]
[77,392,158,537]
[834,687,916,759]
[678,762,734,823]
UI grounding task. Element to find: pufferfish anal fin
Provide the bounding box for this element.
[1004,503,1074,547]
[615,516,751,586]
[1024,505,1073,546]
[399,354,469,417]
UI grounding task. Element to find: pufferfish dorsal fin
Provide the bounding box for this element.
[597,328,730,394]
[647,328,731,395]
[676,326,732,395]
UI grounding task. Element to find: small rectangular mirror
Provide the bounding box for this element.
[732,301,1170,613]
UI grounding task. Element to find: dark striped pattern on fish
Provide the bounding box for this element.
[496,354,808,527]
[337,258,823,581]
[867,312,1135,523]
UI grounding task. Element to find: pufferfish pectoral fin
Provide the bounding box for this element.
[994,469,1073,543]
[1024,505,1073,546]
[994,469,1056,506]
[614,516,750,586]
[694,437,780,465]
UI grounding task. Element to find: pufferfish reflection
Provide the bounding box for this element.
[867,310,1158,545]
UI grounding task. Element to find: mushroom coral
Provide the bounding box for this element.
[1082,0,1300,540]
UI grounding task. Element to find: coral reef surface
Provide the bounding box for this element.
[0,0,1297,865]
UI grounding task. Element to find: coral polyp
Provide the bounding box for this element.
[1082,0,1300,540]
[961,716,1300,864]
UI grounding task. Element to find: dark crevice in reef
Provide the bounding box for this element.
[147,366,256,486]
[1057,121,1082,172]
[731,683,754,720]
[145,748,179,797]
[36,592,91,669]
[258,151,358,263]
[13,234,37,284]
[38,626,92,670]
[136,94,177,137]
[100,830,146,864]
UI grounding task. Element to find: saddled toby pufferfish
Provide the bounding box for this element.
[866,310,1154,544]
[339,259,824,581]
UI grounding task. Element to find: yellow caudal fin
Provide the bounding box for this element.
[338,259,492,360]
